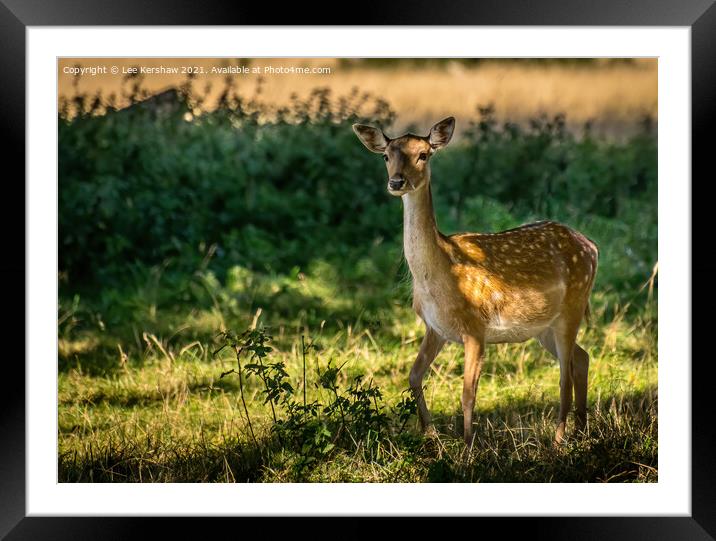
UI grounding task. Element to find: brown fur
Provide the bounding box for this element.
[353,118,598,445]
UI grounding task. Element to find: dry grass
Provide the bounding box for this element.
[58,58,657,137]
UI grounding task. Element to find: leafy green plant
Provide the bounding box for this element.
[214,326,419,476]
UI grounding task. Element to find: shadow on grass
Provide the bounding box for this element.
[58,377,243,409]
[58,437,269,483]
[58,278,408,377]
[58,386,657,483]
[424,385,657,482]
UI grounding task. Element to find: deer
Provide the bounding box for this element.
[352,117,598,446]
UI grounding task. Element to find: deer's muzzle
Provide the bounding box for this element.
[388,177,406,191]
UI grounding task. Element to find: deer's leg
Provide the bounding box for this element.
[539,329,590,437]
[462,334,485,446]
[538,328,568,442]
[571,344,590,432]
[409,326,445,433]
[548,320,582,444]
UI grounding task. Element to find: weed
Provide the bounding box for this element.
[212,326,420,477]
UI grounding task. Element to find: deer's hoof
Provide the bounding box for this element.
[554,422,567,446]
[463,429,476,447]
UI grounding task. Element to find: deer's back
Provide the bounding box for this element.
[415,221,598,343]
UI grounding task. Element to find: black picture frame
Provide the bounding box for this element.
[2,0,712,538]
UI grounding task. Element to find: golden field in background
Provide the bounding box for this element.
[58,58,657,137]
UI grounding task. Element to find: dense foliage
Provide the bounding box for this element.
[59,86,656,297]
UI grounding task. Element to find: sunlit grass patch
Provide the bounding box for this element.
[58,290,657,482]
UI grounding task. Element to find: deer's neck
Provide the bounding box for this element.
[402,183,446,283]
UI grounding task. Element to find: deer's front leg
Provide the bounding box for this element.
[409,326,445,433]
[462,334,485,445]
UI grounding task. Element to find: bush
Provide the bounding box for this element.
[59,86,398,283]
[59,83,656,297]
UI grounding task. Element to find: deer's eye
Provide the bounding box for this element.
[418,153,428,162]
[383,155,389,162]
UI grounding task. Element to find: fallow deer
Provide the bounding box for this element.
[353,117,598,445]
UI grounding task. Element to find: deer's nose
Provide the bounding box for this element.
[389,177,406,191]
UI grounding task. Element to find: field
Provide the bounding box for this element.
[59,58,657,138]
[58,62,658,482]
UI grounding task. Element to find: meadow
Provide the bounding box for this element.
[58,58,658,138]
[58,69,658,482]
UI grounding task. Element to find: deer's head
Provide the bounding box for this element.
[352,117,455,197]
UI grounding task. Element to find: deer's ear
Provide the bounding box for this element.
[429,117,455,149]
[352,124,389,153]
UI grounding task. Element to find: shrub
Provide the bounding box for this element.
[59,81,656,298]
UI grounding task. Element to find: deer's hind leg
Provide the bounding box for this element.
[461,334,485,446]
[571,341,589,432]
[409,326,445,433]
[538,321,589,443]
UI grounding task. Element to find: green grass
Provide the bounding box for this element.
[58,259,657,483]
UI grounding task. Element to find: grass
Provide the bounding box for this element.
[58,262,658,483]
